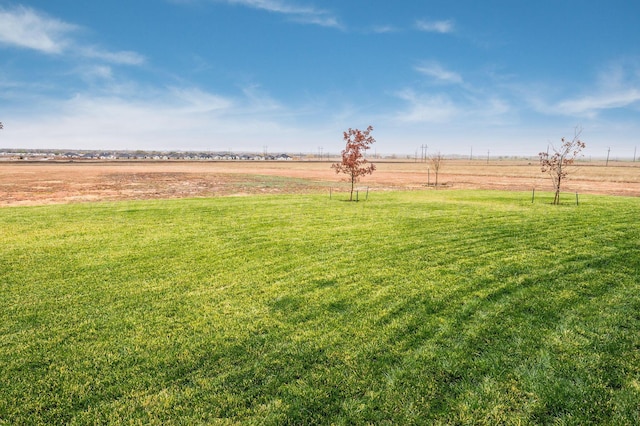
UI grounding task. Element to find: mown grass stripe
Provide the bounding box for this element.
[1,190,639,424]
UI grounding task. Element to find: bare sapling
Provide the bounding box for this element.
[429,151,444,187]
[539,127,586,205]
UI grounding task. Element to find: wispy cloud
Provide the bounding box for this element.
[169,87,235,113]
[415,19,454,34]
[80,47,146,66]
[371,25,399,34]
[0,5,76,53]
[0,5,145,65]
[76,65,114,83]
[415,62,463,84]
[394,62,514,126]
[555,90,640,117]
[530,62,640,118]
[221,0,340,27]
[394,90,458,123]
[393,88,512,126]
[5,82,310,151]
[241,84,283,112]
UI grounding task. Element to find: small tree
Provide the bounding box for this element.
[429,151,444,187]
[0,122,3,129]
[332,126,376,201]
[539,127,586,205]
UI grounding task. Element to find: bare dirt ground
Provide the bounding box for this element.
[1,159,639,207]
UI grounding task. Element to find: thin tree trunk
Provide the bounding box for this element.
[554,174,562,204]
[350,174,355,201]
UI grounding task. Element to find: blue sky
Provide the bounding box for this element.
[1,0,639,157]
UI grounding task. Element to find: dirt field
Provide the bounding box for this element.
[1,159,639,207]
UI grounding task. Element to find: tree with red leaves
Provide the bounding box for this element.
[332,126,376,201]
[539,127,586,205]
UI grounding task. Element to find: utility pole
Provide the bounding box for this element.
[634,146,637,162]
[470,146,473,161]
[420,144,428,162]
[606,147,610,167]
[318,146,323,160]
[487,150,490,165]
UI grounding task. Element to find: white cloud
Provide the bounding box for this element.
[4,84,311,151]
[226,0,314,15]
[395,62,513,125]
[0,5,76,53]
[80,47,146,66]
[393,89,512,125]
[415,19,454,34]
[469,96,513,126]
[169,87,235,112]
[0,5,145,65]
[555,90,640,117]
[526,62,640,118]
[292,14,339,28]
[371,25,398,34]
[415,62,463,84]
[221,0,340,27]
[241,85,282,112]
[394,90,458,123]
[78,65,114,82]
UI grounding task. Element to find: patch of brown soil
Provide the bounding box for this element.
[1,159,638,207]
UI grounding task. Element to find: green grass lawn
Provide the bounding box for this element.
[1,190,639,424]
